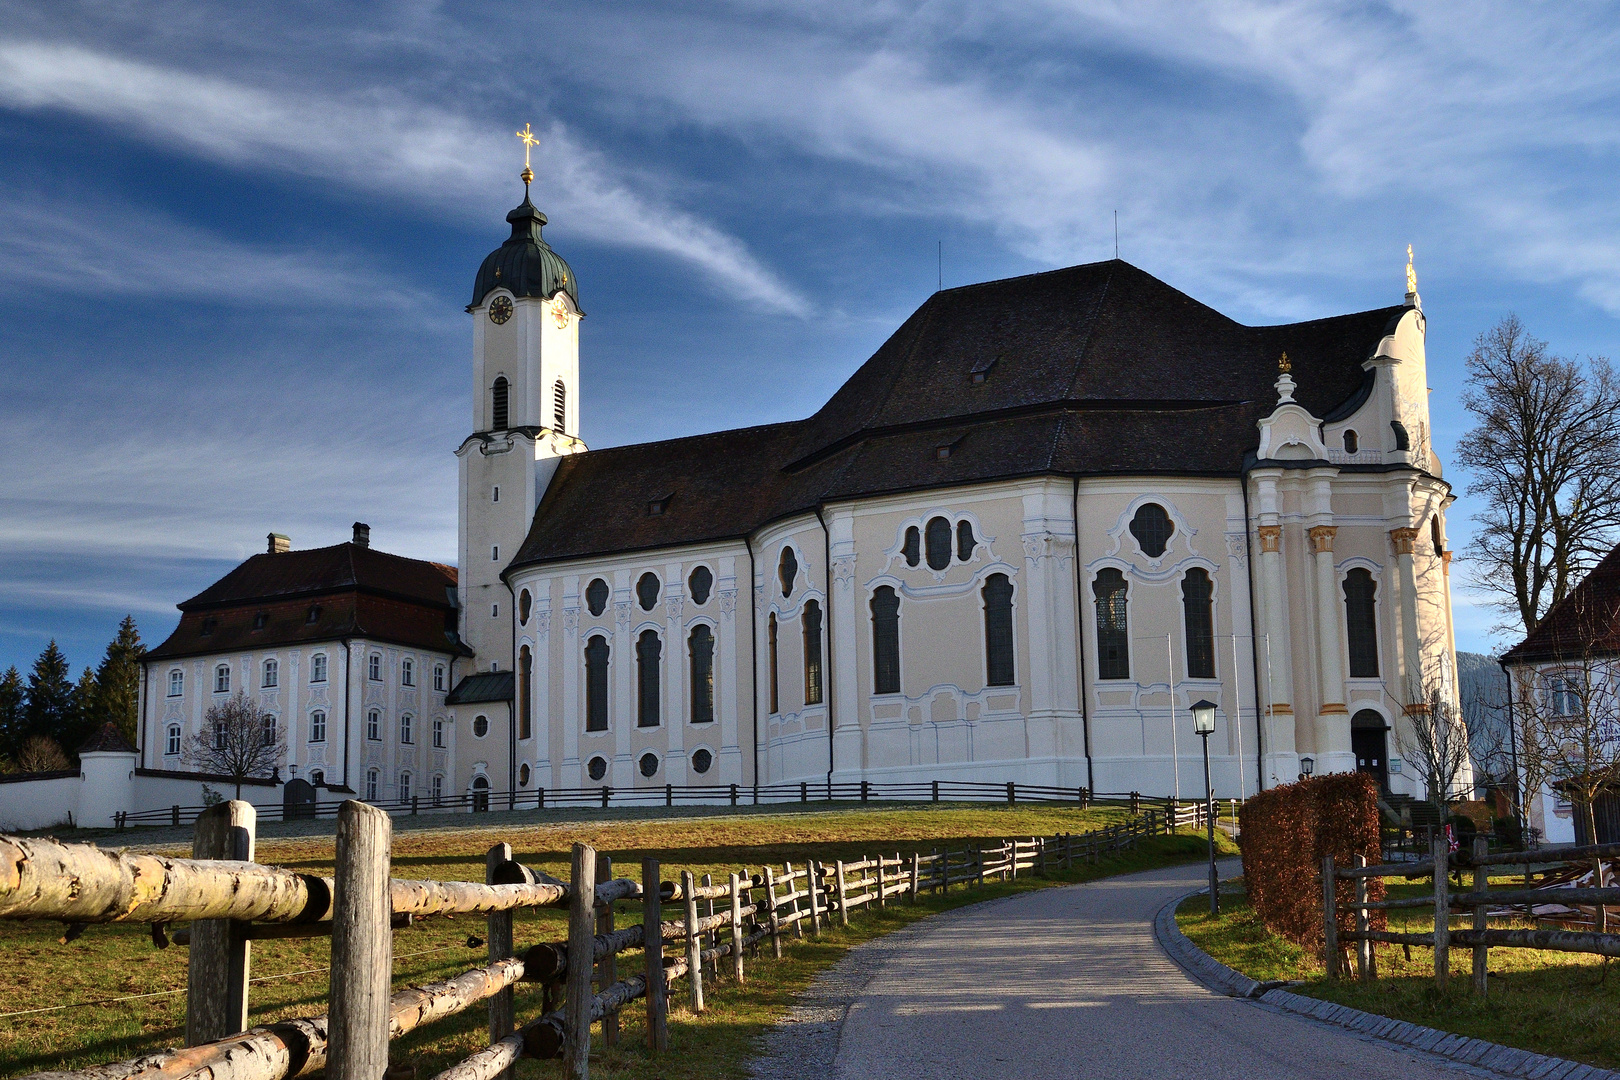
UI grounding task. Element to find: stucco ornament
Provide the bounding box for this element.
[614,602,631,632]
[833,555,857,590]
[718,589,738,617]
[1022,532,1074,566]
[561,607,580,633]
[665,596,684,621]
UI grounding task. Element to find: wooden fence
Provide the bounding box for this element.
[112,781,1182,829]
[1324,835,1620,994]
[6,799,1171,1080]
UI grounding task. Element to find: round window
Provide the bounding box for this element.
[692,748,713,774]
[587,756,608,782]
[518,763,531,786]
[586,578,609,617]
[639,752,660,778]
[472,715,489,738]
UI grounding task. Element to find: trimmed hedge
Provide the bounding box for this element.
[1238,772,1384,948]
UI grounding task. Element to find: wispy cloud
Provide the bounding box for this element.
[0,39,807,314]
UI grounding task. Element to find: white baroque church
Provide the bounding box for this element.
[459,179,1459,804]
[95,176,1462,830]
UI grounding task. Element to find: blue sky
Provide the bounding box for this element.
[3,1,1620,677]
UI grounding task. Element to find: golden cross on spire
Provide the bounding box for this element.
[515,123,539,185]
[1406,243,1418,294]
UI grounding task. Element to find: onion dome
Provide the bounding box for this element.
[468,187,580,313]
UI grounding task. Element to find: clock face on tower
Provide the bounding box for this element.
[488,295,513,325]
[550,296,569,328]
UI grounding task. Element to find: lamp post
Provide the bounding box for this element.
[1300,755,1314,780]
[1191,699,1219,916]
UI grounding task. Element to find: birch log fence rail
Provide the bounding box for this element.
[1323,835,1620,993]
[3,798,1183,1080]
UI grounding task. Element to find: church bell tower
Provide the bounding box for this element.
[456,149,585,674]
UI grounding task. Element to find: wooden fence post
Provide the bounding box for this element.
[701,872,716,973]
[564,843,597,1078]
[910,852,921,902]
[834,860,849,927]
[1432,835,1450,992]
[785,863,803,939]
[328,801,392,1080]
[1322,855,1338,979]
[730,872,746,982]
[876,856,886,909]
[807,862,822,935]
[765,865,782,959]
[684,869,704,1014]
[486,842,515,1078]
[186,800,255,1045]
[596,854,618,1047]
[1037,836,1046,876]
[1472,835,1489,995]
[1355,854,1372,981]
[644,859,667,1052]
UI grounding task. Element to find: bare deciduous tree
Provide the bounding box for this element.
[1395,674,1473,819]
[1455,315,1620,638]
[14,735,70,773]
[183,692,285,798]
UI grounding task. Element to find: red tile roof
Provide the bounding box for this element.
[1503,544,1620,664]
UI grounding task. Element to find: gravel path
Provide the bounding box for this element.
[753,859,1517,1080]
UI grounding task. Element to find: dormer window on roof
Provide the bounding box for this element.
[969,354,1000,384]
[648,494,672,516]
[199,618,216,636]
[253,611,268,631]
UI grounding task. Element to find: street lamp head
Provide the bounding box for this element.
[1300,755,1315,777]
[1190,699,1217,736]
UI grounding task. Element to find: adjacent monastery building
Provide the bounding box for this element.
[100,176,1463,824]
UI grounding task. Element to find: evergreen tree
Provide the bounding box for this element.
[0,667,24,766]
[69,666,100,754]
[24,641,75,752]
[93,616,144,747]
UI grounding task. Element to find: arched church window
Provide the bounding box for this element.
[803,600,824,705]
[553,379,567,435]
[1430,515,1443,554]
[1093,569,1130,680]
[871,587,901,694]
[1128,504,1173,558]
[902,527,920,567]
[767,614,779,714]
[585,634,610,731]
[957,520,976,561]
[586,578,609,617]
[925,517,952,570]
[778,547,798,597]
[1343,429,1359,454]
[1344,569,1379,677]
[1182,569,1215,679]
[689,565,713,606]
[983,573,1015,687]
[637,572,660,611]
[689,625,715,723]
[492,377,509,431]
[636,630,661,727]
[518,646,532,740]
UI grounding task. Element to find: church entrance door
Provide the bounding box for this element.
[1351,710,1389,791]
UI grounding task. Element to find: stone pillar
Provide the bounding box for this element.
[1390,527,1424,703]
[1257,525,1293,718]
[561,580,581,786]
[828,509,863,783]
[1308,526,1351,772]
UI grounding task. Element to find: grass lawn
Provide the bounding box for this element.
[0,802,1235,1080]
[1177,881,1620,1071]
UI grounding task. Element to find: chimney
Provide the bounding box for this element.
[352,522,371,548]
[267,533,291,554]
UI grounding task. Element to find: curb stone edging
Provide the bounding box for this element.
[1154,888,1620,1080]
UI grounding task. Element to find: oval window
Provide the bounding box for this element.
[692,747,713,774]
[956,519,976,561]
[1128,503,1174,558]
[637,572,661,611]
[472,715,489,738]
[1343,429,1359,454]
[518,763,531,786]
[902,526,921,567]
[689,565,713,606]
[778,547,798,597]
[586,578,609,617]
[587,756,608,782]
[518,589,532,625]
[639,752,660,778]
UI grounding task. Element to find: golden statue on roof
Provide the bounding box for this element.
[516,123,539,185]
[1406,243,1418,295]
[1278,351,1291,374]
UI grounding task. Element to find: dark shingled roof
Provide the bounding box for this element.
[446,671,514,705]
[469,194,580,312]
[148,542,467,662]
[509,259,1407,571]
[1502,544,1620,665]
[79,722,137,754]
